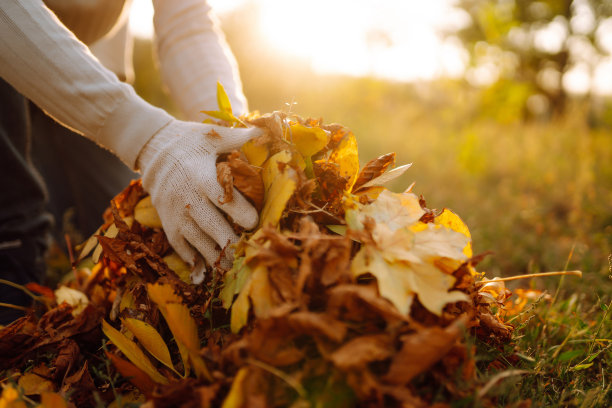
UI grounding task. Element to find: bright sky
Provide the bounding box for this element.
[129,0,612,94]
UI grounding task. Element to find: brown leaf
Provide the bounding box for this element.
[61,361,96,407]
[0,316,37,366]
[18,364,54,395]
[196,384,222,408]
[327,284,408,325]
[245,318,305,367]
[383,317,466,385]
[313,161,348,220]
[287,311,347,343]
[352,152,396,192]
[330,334,394,371]
[228,151,265,211]
[53,338,80,379]
[110,179,147,219]
[216,161,234,204]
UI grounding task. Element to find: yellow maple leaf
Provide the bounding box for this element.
[434,208,473,258]
[352,246,469,316]
[346,189,425,233]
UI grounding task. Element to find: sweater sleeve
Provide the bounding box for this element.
[0,0,173,169]
[153,0,248,121]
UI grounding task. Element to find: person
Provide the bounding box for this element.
[0,0,261,324]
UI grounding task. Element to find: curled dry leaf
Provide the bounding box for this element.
[352,152,396,192]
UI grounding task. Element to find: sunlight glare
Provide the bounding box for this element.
[258,0,469,81]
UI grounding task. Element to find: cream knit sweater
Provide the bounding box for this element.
[0,0,247,169]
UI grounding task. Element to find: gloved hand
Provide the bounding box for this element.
[137,119,262,278]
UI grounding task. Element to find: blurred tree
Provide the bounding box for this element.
[456,0,612,118]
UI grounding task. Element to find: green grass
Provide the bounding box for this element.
[477,290,611,407]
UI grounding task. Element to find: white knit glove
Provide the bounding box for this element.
[137,119,262,276]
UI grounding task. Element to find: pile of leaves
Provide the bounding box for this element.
[0,87,518,408]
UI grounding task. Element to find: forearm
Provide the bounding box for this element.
[0,0,172,168]
[153,0,248,120]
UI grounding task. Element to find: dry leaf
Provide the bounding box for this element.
[40,392,69,408]
[287,122,330,157]
[328,130,359,190]
[330,334,394,370]
[358,163,412,190]
[18,365,54,395]
[121,317,175,373]
[162,252,192,284]
[384,319,465,384]
[134,196,163,228]
[346,190,425,233]
[352,152,396,192]
[259,166,297,228]
[221,367,249,408]
[227,152,265,210]
[54,286,89,316]
[434,208,473,257]
[105,351,157,397]
[241,138,269,167]
[216,161,234,204]
[101,320,168,384]
[352,246,469,315]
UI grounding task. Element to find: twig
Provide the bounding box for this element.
[0,278,41,301]
[481,270,582,283]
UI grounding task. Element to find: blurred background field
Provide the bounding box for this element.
[130,0,612,298]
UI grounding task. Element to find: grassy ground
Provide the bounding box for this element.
[130,38,611,406]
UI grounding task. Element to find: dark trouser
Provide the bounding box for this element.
[0,78,137,324]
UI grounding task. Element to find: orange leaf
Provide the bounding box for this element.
[40,393,68,408]
[24,282,54,300]
[105,352,157,397]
